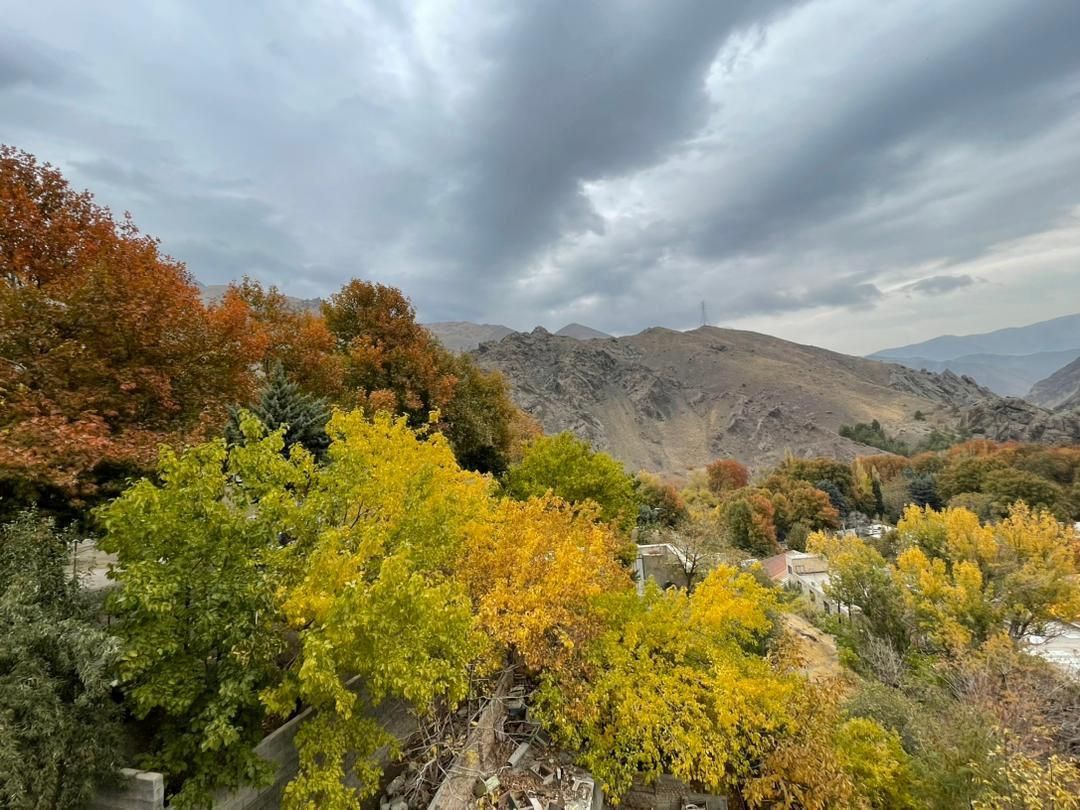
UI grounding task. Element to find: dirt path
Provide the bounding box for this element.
[783,613,841,678]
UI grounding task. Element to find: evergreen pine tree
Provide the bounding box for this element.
[225,363,330,458]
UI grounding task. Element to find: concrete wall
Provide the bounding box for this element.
[88,769,164,810]
[90,699,415,809]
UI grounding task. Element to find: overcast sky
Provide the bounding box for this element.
[4,0,1080,354]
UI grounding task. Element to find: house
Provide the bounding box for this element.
[1026,621,1080,676]
[635,543,697,594]
[760,550,845,614]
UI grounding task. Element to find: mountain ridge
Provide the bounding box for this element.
[472,325,1076,475]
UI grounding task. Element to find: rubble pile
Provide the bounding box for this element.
[378,673,600,809]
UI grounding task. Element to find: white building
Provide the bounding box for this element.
[1026,621,1080,676]
[761,550,846,615]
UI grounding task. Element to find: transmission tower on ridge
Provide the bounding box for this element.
[700,300,709,327]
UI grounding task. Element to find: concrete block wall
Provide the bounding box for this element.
[88,768,164,810]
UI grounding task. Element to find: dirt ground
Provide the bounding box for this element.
[783,613,841,678]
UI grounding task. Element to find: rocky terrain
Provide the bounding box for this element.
[473,325,1037,476]
[1028,356,1080,411]
[959,397,1080,444]
[554,323,611,340]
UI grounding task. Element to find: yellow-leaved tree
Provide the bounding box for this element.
[461,494,632,674]
[262,410,494,810]
[534,566,798,800]
[894,502,1080,651]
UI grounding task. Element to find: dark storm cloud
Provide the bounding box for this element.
[2,0,1080,348]
[433,1,796,275]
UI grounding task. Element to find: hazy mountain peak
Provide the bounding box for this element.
[554,323,612,340]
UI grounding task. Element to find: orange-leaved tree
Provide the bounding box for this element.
[221,278,344,400]
[322,279,457,420]
[0,146,260,509]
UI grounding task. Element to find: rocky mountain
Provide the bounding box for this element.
[426,322,516,352]
[472,325,1040,476]
[959,398,1080,444]
[426,321,612,351]
[1028,356,1080,411]
[554,323,612,340]
[869,313,1080,397]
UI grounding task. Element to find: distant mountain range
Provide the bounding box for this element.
[870,313,1080,398]
[472,326,1080,476]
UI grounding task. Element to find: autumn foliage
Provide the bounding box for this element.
[0,147,260,507]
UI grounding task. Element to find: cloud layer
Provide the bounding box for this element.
[3,0,1080,353]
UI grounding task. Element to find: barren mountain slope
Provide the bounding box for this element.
[1028,356,1080,411]
[474,326,1073,476]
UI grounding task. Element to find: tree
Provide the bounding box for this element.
[440,354,517,475]
[635,470,688,530]
[720,490,778,556]
[322,279,456,421]
[505,433,638,532]
[0,512,121,809]
[839,420,910,456]
[809,533,909,653]
[102,410,497,809]
[226,363,330,458]
[706,458,749,495]
[766,477,840,538]
[816,479,851,518]
[535,568,793,802]
[894,503,1080,650]
[461,494,631,674]
[222,278,344,400]
[98,419,301,807]
[982,468,1064,518]
[263,410,492,810]
[0,147,260,512]
[907,473,942,510]
[776,457,854,498]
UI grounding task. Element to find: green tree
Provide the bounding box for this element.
[635,471,688,530]
[0,512,121,809]
[982,468,1063,518]
[440,354,517,475]
[907,473,942,510]
[98,420,304,807]
[720,490,778,556]
[226,363,330,459]
[505,433,637,532]
[263,410,491,810]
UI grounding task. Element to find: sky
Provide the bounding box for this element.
[3,0,1080,355]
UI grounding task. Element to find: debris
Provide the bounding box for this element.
[508,741,531,767]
